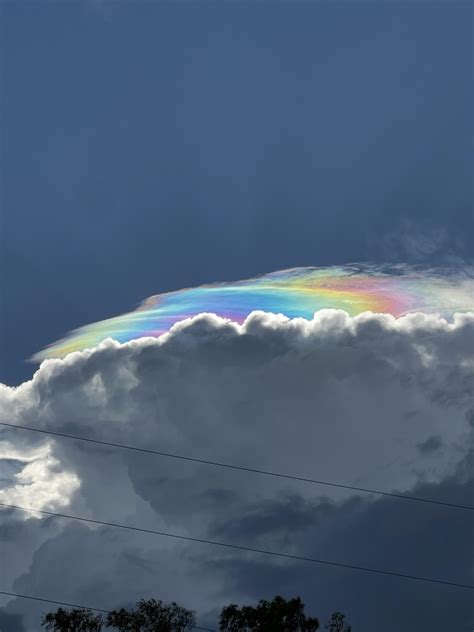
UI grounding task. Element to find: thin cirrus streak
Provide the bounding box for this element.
[32,264,474,362]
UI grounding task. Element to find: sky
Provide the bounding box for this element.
[0,1,473,631]
[2,0,472,385]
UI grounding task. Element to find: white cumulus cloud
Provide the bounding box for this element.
[0,310,473,632]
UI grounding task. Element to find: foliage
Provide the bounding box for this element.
[41,595,349,632]
[219,595,320,631]
[41,607,104,632]
[325,612,351,632]
[41,599,195,632]
[106,598,196,631]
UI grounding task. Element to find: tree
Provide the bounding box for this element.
[219,595,320,631]
[106,599,195,632]
[41,596,349,632]
[41,607,104,631]
[325,612,351,632]
[41,599,195,632]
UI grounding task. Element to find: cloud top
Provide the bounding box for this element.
[33,264,474,362]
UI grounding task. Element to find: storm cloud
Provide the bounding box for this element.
[1,310,473,630]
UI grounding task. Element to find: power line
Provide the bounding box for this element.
[1,502,472,590]
[1,421,472,512]
[0,590,215,631]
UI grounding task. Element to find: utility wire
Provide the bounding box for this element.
[0,590,215,631]
[1,421,472,512]
[1,502,472,590]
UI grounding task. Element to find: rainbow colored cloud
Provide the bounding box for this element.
[33,264,474,362]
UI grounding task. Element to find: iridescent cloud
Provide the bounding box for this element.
[33,264,474,361]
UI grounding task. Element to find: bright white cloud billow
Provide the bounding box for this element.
[0,442,80,514]
[0,310,473,631]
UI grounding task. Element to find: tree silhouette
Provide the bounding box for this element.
[41,599,195,632]
[219,595,320,631]
[41,607,104,631]
[325,612,351,632]
[41,595,349,631]
[106,598,195,631]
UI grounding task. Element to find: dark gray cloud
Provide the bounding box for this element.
[0,311,473,630]
[417,435,443,455]
[0,611,24,632]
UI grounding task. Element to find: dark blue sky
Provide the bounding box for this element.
[2,1,472,385]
